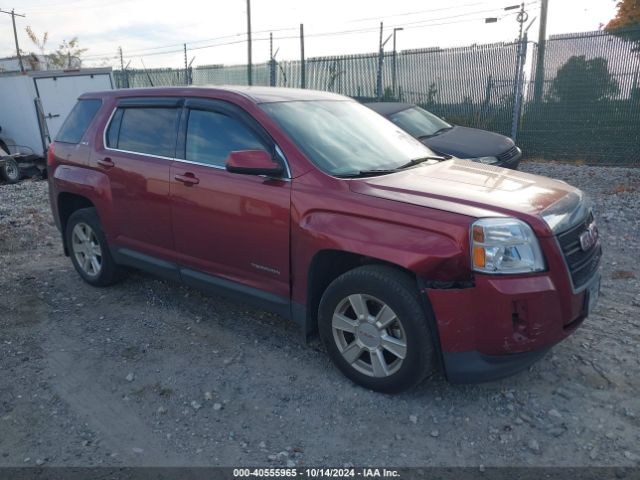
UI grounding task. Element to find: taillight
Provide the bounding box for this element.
[47,143,55,167]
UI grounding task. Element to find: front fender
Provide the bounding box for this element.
[291,208,472,305]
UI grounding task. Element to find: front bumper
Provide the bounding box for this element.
[425,270,598,383]
[443,348,550,384]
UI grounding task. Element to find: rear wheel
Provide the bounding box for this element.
[1,158,20,184]
[66,208,125,286]
[318,265,436,393]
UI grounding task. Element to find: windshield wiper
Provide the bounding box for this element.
[418,127,453,140]
[397,155,449,169]
[336,156,449,178]
[335,169,400,178]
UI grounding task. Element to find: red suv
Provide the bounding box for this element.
[48,87,601,393]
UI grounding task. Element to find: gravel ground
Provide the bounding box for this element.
[0,161,639,468]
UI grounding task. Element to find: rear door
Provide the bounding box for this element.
[96,98,181,258]
[170,99,291,299]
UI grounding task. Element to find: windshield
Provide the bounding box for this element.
[389,106,452,138]
[260,100,438,176]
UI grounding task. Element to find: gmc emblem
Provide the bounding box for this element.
[579,223,599,251]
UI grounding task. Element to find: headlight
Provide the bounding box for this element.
[471,218,545,274]
[470,156,499,164]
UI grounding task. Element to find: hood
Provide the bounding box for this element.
[349,159,580,234]
[423,126,514,158]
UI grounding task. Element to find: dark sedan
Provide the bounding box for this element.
[365,102,522,169]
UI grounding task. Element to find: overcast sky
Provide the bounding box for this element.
[1,0,620,69]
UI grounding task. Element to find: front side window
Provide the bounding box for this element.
[261,100,436,176]
[109,107,178,158]
[185,109,266,167]
[56,99,102,144]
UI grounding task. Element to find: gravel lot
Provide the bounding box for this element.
[0,161,639,468]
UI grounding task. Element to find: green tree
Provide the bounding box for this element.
[547,56,619,104]
[425,82,438,107]
[49,37,87,69]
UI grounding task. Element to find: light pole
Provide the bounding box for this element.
[392,27,403,100]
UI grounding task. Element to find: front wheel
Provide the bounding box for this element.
[318,265,436,393]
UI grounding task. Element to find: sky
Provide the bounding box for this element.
[0,0,620,69]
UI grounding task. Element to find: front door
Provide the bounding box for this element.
[169,100,291,299]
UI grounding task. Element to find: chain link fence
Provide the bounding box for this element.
[113,27,640,164]
[520,28,640,164]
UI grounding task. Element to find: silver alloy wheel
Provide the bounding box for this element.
[331,294,407,378]
[71,222,102,277]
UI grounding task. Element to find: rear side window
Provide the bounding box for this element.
[107,107,178,158]
[185,109,266,167]
[56,99,102,144]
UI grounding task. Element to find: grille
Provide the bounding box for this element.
[556,212,602,290]
[497,146,519,162]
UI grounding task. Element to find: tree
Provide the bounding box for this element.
[606,0,640,30]
[547,56,619,104]
[425,82,438,107]
[26,26,48,56]
[48,37,87,69]
[605,0,640,50]
[24,26,49,70]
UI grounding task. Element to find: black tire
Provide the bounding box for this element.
[318,265,436,393]
[65,207,125,287]
[1,158,21,184]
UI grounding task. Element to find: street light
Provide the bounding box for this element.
[392,27,403,99]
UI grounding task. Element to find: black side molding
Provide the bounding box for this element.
[113,248,181,282]
[180,267,291,319]
[112,247,292,321]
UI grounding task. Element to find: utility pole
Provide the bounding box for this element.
[511,2,535,141]
[300,23,306,89]
[392,27,403,100]
[0,8,26,73]
[246,0,252,86]
[533,0,549,103]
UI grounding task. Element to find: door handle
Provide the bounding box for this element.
[174,173,200,186]
[97,157,114,168]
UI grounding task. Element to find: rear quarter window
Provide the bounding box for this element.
[56,99,102,144]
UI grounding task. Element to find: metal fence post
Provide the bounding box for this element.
[376,22,383,100]
[511,35,528,141]
[269,32,276,87]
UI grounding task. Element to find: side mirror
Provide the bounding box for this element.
[225,150,284,177]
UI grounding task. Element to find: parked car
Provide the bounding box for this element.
[365,102,522,169]
[48,87,601,393]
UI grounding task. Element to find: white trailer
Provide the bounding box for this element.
[0,68,113,159]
